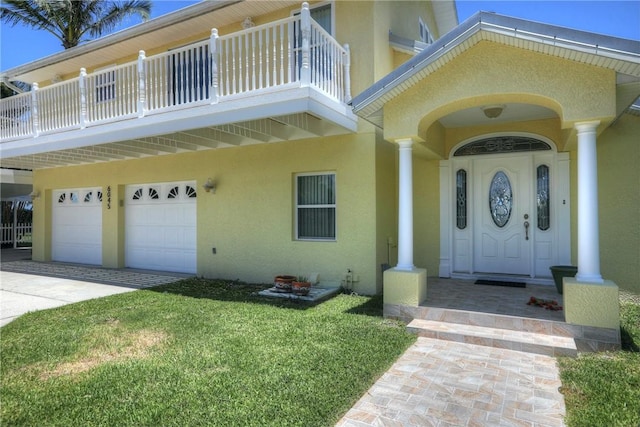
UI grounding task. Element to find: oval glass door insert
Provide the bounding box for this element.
[489,171,512,227]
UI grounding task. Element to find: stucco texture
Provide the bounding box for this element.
[383,41,616,142]
[597,113,640,294]
[32,132,395,295]
[564,278,620,329]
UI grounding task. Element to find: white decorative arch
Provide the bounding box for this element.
[449,132,558,159]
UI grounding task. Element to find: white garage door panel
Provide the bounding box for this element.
[52,188,103,265]
[125,182,197,274]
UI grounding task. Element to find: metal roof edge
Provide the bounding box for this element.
[351,11,640,116]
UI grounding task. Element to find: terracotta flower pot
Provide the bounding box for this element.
[292,281,311,296]
[274,275,296,292]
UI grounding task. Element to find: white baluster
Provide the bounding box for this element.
[79,68,87,128]
[244,32,249,92]
[210,29,219,103]
[251,31,256,91]
[232,37,237,94]
[281,23,286,84]
[31,83,39,137]
[258,30,263,89]
[138,50,146,117]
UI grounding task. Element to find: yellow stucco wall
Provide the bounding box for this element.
[413,157,440,274]
[564,278,620,329]
[384,41,616,142]
[32,133,389,294]
[597,113,640,293]
[375,130,398,291]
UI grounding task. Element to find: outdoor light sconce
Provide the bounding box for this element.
[242,17,255,29]
[30,190,41,200]
[203,178,216,194]
[482,104,505,119]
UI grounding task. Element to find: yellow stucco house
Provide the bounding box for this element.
[1,1,638,330]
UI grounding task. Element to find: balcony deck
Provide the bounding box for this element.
[0,10,356,169]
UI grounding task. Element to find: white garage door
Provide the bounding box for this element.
[52,188,103,265]
[125,181,197,273]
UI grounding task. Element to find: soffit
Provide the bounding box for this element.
[2,1,301,84]
[431,1,458,37]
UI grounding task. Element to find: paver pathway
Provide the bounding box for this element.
[336,337,566,427]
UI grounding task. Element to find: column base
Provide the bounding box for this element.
[564,277,620,329]
[383,267,427,307]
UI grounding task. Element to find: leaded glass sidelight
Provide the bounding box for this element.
[537,165,550,230]
[456,169,467,229]
[489,171,512,227]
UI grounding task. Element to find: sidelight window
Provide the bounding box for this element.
[537,165,550,230]
[456,169,467,229]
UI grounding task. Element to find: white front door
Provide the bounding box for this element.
[443,142,571,280]
[473,156,531,275]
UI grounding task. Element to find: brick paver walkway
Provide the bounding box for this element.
[1,260,187,288]
[336,337,566,427]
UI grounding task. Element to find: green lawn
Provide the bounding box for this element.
[4,278,639,426]
[559,292,640,427]
[0,279,416,427]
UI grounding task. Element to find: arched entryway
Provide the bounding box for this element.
[439,134,571,282]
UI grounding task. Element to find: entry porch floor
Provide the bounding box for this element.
[422,277,565,322]
[387,277,620,353]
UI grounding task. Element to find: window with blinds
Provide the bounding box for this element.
[296,172,336,240]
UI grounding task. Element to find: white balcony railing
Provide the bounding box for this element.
[0,4,351,142]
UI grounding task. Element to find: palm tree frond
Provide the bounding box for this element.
[1,0,152,49]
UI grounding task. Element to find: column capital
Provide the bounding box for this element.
[574,120,600,133]
[394,137,417,148]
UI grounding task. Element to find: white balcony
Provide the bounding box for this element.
[0,7,356,169]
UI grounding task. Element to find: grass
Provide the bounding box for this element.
[0,278,416,427]
[4,277,639,426]
[559,292,640,427]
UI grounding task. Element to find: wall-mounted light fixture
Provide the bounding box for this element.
[203,178,216,194]
[30,190,41,200]
[242,17,255,29]
[481,104,506,119]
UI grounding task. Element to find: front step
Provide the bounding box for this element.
[407,318,577,357]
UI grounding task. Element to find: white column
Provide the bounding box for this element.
[575,120,603,283]
[396,138,415,270]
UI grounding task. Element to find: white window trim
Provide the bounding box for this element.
[295,171,337,241]
[419,17,434,44]
[94,64,117,104]
[291,1,335,36]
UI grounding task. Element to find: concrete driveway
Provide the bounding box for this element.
[1,249,189,327]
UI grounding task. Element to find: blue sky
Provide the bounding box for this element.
[1,1,639,72]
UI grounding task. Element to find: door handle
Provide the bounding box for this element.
[524,221,530,240]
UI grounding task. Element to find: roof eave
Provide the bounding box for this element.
[1,0,242,81]
[351,11,640,120]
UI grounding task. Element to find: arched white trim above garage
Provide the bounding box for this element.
[439,133,571,283]
[52,187,103,265]
[125,181,197,274]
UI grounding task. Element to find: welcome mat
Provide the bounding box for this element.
[475,279,526,288]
